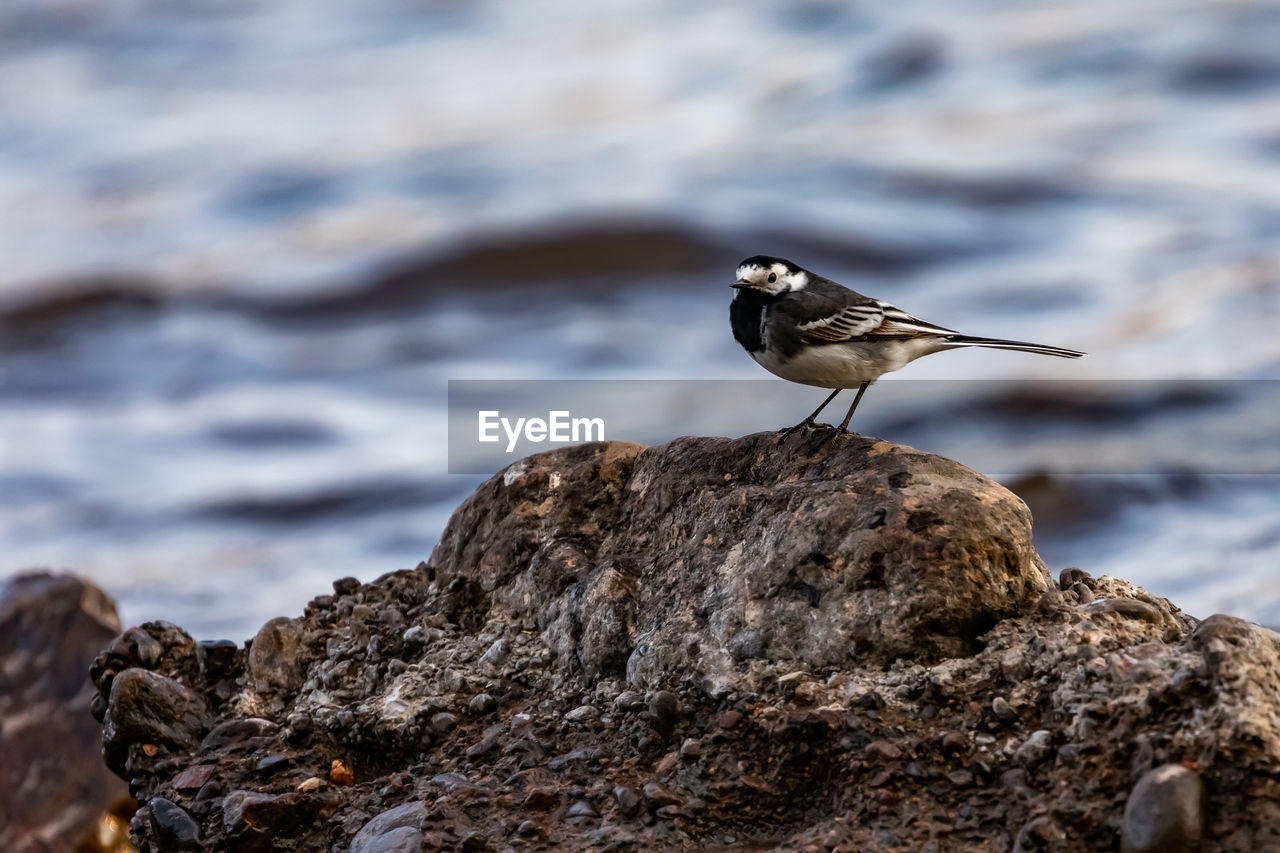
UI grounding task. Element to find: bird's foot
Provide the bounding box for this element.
[808,423,855,451]
[776,419,817,446]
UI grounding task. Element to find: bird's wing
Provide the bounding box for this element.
[868,301,958,337]
[792,299,885,343]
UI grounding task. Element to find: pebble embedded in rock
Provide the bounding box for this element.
[614,785,641,815]
[469,693,498,715]
[864,741,902,762]
[351,802,428,853]
[1014,730,1054,768]
[1121,764,1203,853]
[992,696,1017,722]
[1059,568,1091,589]
[333,577,361,596]
[247,617,305,694]
[197,639,239,679]
[431,711,460,734]
[564,704,598,724]
[565,799,599,819]
[104,668,211,771]
[522,786,558,810]
[648,691,680,739]
[148,796,201,850]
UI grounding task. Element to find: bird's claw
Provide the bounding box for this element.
[776,420,815,446]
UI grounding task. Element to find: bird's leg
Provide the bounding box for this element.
[811,382,870,450]
[777,388,842,445]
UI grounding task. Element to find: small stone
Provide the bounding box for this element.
[614,691,645,712]
[648,691,680,739]
[295,777,323,793]
[1072,582,1095,605]
[148,797,201,850]
[864,740,902,762]
[351,802,429,853]
[1087,598,1163,624]
[247,617,305,694]
[516,820,540,837]
[992,696,1017,722]
[523,786,559,810]
[719,709,744,730]
[401,626,426,654]
[566,799,599,819]
[466,737,497,759]
[1122,764,1203,853]
[793,681,821,705]
[255,753,290,773]
[333,577,361,596]
[104,669,211,772]
[172,764,217,791]
[469,693,497,715]
[643,782,682,806]
[947,769,974,786]
[196,639,240,679]
[1015,730,1054,768]
[614,785,641,815]
[564,704,599,724]
[478,638,508,670]
[679,738,703,759]
[330,759,355,786]
[510,713,533,735]
[1059,567,1091,589]
[728,628,765,660]
[431,712,460,734]
[940,732,968,755]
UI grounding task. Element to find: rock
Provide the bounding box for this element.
[91,436,1280,852]
[648,690,680,739]
[333,577,362,596]
[1014,730,1054,768]
[1121,764,1204,853]
[104,668,211,771]
[468,693,497,715]
[352,802,427,853]
[247,616,305,694]
[431,712,460,734]
[197,639,240,680]
[0,572,129,853]
[222,790,328,838]
[148,796,201,850]
[614,785,641,816]
[564,704,598,724]
[430,434,1048,681]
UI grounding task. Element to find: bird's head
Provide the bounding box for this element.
[731,256,809,295]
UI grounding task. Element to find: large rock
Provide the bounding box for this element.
[86,435,1280,851]
[432,433,1049,685]
[0,572,131,853]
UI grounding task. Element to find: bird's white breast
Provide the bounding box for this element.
[752,338,942,388]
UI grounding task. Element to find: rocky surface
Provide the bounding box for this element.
[1,572,134,853]
[89,433,1280,851]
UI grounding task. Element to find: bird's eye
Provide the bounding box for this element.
[768,273,777,283]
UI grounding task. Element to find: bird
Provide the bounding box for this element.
[729,255,1085,446]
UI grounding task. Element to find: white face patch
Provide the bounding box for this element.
[735,262,808,295]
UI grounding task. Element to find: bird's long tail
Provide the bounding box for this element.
[942,335,1085,359]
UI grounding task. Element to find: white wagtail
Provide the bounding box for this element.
[730,255,1085,445]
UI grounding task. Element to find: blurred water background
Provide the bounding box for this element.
[2,0,1279,639]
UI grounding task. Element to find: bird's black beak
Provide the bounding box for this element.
[730,280,750,289]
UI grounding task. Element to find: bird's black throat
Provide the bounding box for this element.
[729,288,780,354]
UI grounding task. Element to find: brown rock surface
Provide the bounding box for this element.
[0,572,133,853]
[86,434,1280,851]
